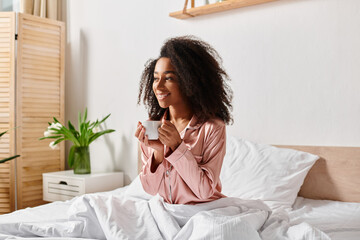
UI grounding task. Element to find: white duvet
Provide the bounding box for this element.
[289,197,360,240]
[0,178,330,240]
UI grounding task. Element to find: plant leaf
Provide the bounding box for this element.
[61,127,80,146]
[98,114,111,125]
[83,108,88,123]
[0,130,8,138]
[78,111,82,129]
[88,129,115,144]
[89,121,97,128]
[79,121,85,145]
[0,155,20,164]
[68,120,79,138]
[39,135,62,140]
[53,138,65,145]
[68,145,76,168]
[53,117,60,123]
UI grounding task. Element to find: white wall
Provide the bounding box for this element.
[65,0,360,184]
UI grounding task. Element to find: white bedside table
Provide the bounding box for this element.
[43,170,124,202]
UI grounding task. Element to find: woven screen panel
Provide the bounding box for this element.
[0,12,16,214]
[16,13,65,209]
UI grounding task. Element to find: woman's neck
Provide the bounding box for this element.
[168,105,193,131]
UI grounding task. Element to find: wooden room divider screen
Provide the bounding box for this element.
[0,12,65,214]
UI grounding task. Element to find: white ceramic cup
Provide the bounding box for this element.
[142,120,161,140]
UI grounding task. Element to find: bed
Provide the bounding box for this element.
[0,135,359,240]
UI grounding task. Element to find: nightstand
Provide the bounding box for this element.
[43,170,124,202]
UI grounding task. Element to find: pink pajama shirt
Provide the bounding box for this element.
[140,116,226,204]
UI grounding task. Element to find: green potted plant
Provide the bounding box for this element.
[0,130,20,164]
[40,108,115,174]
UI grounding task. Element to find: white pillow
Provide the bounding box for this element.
[220,136,319,210]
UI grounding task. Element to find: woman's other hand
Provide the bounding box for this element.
[158,119,182,151]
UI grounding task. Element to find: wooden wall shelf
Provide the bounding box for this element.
[169,0,279,19]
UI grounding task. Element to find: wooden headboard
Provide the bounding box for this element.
[138,144,360,203]
[276,145,360,203]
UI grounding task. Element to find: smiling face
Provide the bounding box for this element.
[153,57,184,109]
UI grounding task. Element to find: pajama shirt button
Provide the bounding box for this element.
[166,170,169,176]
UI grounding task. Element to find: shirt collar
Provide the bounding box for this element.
[185,114,203,130]
[162,110,203,131]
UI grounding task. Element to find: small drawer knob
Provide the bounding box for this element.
[59,181,68,185]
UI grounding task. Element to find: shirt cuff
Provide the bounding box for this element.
[143,153,165,177]
[166,141,188,165]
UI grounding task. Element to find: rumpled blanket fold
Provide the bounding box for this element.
[0,193,270,240]
[0,177,331,240]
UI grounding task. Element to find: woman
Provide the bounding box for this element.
[135,36,232,204]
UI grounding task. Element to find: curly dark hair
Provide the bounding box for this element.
[138,35,233,124]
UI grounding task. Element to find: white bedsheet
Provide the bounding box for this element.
[0,178,331,240]
[289,197,360,240]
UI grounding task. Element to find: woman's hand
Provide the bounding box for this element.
[135,122,164,170]
[158,119,182,151]
[135,122,164,153]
